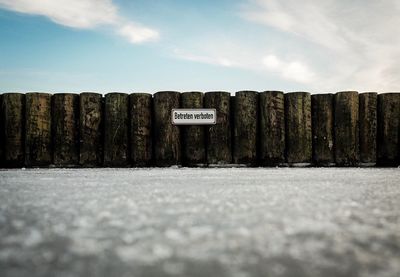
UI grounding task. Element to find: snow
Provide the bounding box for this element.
[0,168,399,277]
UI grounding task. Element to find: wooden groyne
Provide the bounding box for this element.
[0,91,399,167]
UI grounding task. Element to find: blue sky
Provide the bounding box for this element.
[1,0,400,93]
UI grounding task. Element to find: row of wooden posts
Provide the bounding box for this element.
[0,91,399,168]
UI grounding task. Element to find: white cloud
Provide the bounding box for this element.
[174,46,315,85]
[172,0,400,90]
[241,0,400,91]
[117,23,159,44]
[263,55,314,84]
[173,49,236,67]
[0,0,159,44]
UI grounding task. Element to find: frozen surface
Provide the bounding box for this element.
[0,168,399,277]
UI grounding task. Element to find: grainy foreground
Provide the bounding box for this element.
[0,168,399,277]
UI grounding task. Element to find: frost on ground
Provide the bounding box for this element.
[0,168,399,277]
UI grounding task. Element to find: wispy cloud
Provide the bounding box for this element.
[0,0,159,44]
[173,49,236,67]
[172,0,400,90]
[240,0,400,91]
[175,47,315,85]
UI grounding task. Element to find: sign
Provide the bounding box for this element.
[172,109,216,125]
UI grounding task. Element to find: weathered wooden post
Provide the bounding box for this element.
[153,91,181,166]
[359,92,377,166]
[0,94,3,166]
[79,92,103,167]
[205,91,231,165]
[181,91,206,166]
[377,93,400,166]
[285,92,312,166]
[233,91,258,165]
[311,94,334,166]
[1,93,25,167]
[25,93,52,167]
[334,91,359,166]
[52,93,79,166]
[259,91,285,166]
[103,93,129,167]
[230,95,235,164]
[130,93,152,167]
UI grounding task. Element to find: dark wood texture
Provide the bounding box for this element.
[259,91,285,166]
[285,92,312,165]
[25,93,52,166]
[153,91,181,167]
[181,91,205,166]
[312,94,334,166]
[359,93,377,165]
[233,91,257,165]
[205,91,231,165]
[103,93,129,167]
[52,93,79,166]
[334,91,359,166]
[0,94,3,166]
[377,93,400,166]
[79,92,103,167]
[130,93,152,166]
[1,93,25,167]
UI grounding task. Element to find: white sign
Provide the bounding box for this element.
[172,109,216,125]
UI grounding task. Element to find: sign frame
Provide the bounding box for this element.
[171,108,217,125]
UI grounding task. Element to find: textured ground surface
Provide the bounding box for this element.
[0,168,399,277]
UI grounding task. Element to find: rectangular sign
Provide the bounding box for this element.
[172,109,216,125]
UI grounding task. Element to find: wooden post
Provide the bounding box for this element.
[52,93,79,166]
[1,93,25,167]
[233,91,258,165]
[130,93,152,167]
[0,94,3,166]
[103,93,129,167]
[377,93,400,166]
[285,92,312,166]
[359,92,377,166]
[25,93,52,167]
[79,92,103,167]
[204,91,231,165]
[153,91,181,167]
[311,94,334,166]
[230,95,235,164]
[259,91,285,166]
[181,91,206,166]
[334,91,359,166]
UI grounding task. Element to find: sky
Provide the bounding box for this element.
[0,0,400,94]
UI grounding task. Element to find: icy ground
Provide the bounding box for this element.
[0,168,399,277]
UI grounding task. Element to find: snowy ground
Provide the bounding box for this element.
[0,168,399,277]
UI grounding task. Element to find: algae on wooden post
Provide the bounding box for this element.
[233,91,258,165]
[285,92,312,165]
